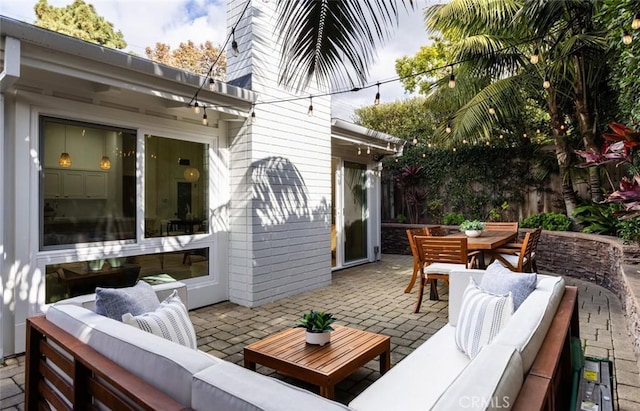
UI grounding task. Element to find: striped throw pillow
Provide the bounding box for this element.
[122,290,197,349]
[455,278,514,359]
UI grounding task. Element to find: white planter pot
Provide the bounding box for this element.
[305,331,331,346]
[465,230,482,238]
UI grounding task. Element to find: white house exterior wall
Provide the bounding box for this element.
[227,0,333,306]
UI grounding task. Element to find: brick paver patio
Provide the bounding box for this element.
[2,254,640,409]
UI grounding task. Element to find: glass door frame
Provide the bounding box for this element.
[331,157,371,270]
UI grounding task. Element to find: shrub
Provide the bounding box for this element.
[443,212,465,225]
[573,203,623,235]
[520,213,571,231]
[618,218,640,245]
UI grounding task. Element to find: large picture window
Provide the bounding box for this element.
[40,117,137,249]
[144,135,209,238]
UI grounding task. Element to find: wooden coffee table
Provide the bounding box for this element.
[243,325,391,399]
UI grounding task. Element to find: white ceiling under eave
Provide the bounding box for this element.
[0,16,255,119]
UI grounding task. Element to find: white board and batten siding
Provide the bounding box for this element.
[227,0,332,306]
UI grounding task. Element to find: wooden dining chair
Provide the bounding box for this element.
[405,228,428,293]
[489,227,542,272]
[413,236,480,313]
[405,227,447,293]
[484,222,519,232]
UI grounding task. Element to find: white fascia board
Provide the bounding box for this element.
[331,118,406,147]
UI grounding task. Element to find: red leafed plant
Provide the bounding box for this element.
[576,122,640,218]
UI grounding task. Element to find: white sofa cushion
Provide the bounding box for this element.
[432,343,523,410]
[492,275,565,372]
[349,324,471,411]
[123,290,197,349]
[46,303,218,407]
[455,278,514,358]
[192,361,351,411]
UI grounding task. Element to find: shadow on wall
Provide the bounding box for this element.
[250,157,330,229]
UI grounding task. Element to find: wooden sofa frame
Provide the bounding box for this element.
[24,286,578,411]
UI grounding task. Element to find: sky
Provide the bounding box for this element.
[0,0,440,121]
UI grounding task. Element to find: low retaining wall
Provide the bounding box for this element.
[381,223,640,357]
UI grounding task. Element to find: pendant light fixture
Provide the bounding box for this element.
[100,134,111,170]
[59,125,71,168]
[374,83,381,105]
[231,28,239,57]
[184,167,200,182]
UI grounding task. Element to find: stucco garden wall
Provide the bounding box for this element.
[381,223,640,359]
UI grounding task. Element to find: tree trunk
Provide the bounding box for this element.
[573,54,603,202]
[548,91,579,217]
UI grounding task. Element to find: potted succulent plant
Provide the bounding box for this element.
[459,220,485,238]
[295,310,336,346]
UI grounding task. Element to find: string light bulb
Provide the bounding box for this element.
[357,147,361,155]
[530,48,539,64]
[208,78,215,91]
[623,31,633,45]
[543,76,551,89]
[386,142,391,150]
[488,102,496,115]
[193,101,201,114]
[412,137,418,144]
[448,68,456,89]
[633,14,640,30]
[202,107,208,126]
[422,153,426,158]
[231,28,239,56]
[307,96,314,116]
[366,146,370,154]
[499,134,504,139]
[374,83,380,105]
[445,123,452,134]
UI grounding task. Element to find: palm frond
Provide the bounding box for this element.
[275,0,413,91]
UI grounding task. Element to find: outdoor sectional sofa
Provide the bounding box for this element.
[24,267,578,411]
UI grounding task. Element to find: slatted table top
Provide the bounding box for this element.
[243,325,391,399]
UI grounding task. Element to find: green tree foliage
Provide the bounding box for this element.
[599,0,640,124]
[354,98,439,143]
[34,0,126,49]
[145,41,227,79]
[395,38,450,95]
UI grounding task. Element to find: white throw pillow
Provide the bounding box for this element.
[122,290,197,349]
[455,278,514,359]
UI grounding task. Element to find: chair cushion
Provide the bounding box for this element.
[95,280,160,320]
[455,278,514,359]
[499,253,529,267]
[123,290,197,349]
[424,263,467,274]
[481,261,537,309]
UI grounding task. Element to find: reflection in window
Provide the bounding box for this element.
[40,117,137,249]
[144,135,209,238]
[45,248,209,303]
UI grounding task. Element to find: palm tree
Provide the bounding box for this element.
[419,0,610,213]
[274,0,414,91]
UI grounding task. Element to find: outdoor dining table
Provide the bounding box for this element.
[445,230,518,251]
[445,230,518,270]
